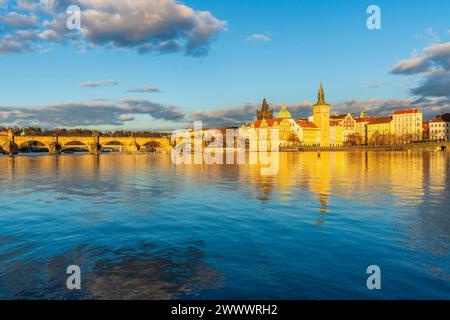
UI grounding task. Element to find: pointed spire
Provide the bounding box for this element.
[262,98,269,112]
[317,82,326,105]
[256,98,273,120]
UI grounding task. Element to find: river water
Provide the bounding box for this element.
[0,151,449,299]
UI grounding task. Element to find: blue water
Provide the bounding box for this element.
[0,152,449,299]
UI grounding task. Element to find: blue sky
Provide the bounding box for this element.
[0,0,449,129]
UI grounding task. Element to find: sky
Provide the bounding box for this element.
[0,0,449,130]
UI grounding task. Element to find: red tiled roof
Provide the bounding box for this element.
[295,119,318,128]
[368,117,392,124]
[0,131,8,136]
[253,119,283,128]
[355,117,377,123]
[393,109,419,115]
[266,119,284,126]
[330,114,348,120]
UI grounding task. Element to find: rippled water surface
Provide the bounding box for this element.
[0,152,449,299]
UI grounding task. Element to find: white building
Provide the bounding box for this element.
[392,109,423,140]
[430,114,450,141]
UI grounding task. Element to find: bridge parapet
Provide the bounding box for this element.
[1,133,172,154]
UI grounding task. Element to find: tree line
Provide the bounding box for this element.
[0,126,170,138]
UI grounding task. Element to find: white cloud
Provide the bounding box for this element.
[0,98,187,127]
[425,27,440,43]
[0,0,227,57]
[391,42,450,99]
[17,0,38,11]
[364,82,382,89]
[127,86,161,93]
[246,34,272,42]
[391,42,450,75]
[118,114,135,122]
[80,80,119,88]
[0,11,39,28]
[1,95,449,129]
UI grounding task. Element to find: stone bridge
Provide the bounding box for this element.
[0,131,173,155]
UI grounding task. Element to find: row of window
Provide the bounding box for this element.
[394,123,421,127]
[430,123,449,127]
[393,116,421,122]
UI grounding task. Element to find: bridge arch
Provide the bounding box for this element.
[102,140,126,152]
[61,141,90,152]
[18,140,49,152]
[142,141,162,151]
[134,137,172,152]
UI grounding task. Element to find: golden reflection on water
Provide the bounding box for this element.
[1,151,448,210]
[240,151,448,212]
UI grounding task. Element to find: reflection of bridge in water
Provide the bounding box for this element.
[0,132,172,154]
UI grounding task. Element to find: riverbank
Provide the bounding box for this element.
[2,141,449,156]
[282,141,450,152]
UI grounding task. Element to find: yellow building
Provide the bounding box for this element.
[241,103,322,149]
[329,114,357,146]
[294,119,321,146]
[242,97,428,149]
[243,105,295,150]
[240,83,333,149]
[355,117,377,145]
[367,117,393,145]
[392,109,423,140]
[312,83,330,147]
[330,122,343,147]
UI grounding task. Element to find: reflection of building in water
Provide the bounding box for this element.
[240,152,332,215]
[236,150,443,223]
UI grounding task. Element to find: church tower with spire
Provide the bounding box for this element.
[256,98,273,120]
[312,82,330,147]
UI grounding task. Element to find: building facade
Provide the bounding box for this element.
[367,117,393,145]
[312,83,330,147]
[392,109,423,141]
[240,85,432,149]
[355,117,376,145]
[430,114,450,141]
[329,114,357,146]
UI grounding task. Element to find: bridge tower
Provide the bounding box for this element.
[89,133,101,154]
[5,129,19,155]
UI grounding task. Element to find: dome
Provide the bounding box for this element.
[276,105,292,119]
